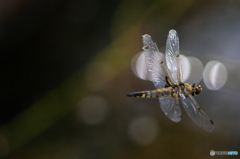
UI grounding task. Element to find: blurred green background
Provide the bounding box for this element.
[0,0,240,158]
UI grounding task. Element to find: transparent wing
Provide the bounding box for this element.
[179,90,214,132]
[159,96,182,122]
[142,34,166,88]
[165,29,182,83]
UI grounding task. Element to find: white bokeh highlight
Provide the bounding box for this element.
[128,116,159,146]
[77,95,109,125]
[185,56,204,84]
[203,61,228,90]
[131,52,203,84]
[180,55,191,82]
[131,52,151,81]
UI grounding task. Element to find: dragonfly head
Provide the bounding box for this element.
[192,83,203,95]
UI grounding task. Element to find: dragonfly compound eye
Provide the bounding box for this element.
[193,84,203,95]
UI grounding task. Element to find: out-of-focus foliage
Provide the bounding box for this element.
[0,0,240,158]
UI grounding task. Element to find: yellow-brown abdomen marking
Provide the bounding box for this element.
[127,87,174,98]
[157,87,173,96]
[141,93,146,98]
[150,90,157,98]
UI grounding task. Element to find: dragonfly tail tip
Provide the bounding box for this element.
[126,93,133,97]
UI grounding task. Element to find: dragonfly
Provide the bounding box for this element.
[127,29,214,132]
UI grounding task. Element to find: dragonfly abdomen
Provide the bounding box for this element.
[126,87,173,98]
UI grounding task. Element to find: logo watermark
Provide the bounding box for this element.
[210,150,238,156]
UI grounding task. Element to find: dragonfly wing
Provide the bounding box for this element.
[179,90,214,132]
[165,29,182,83]
[159,96,182,122]
[142,34,166,88]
